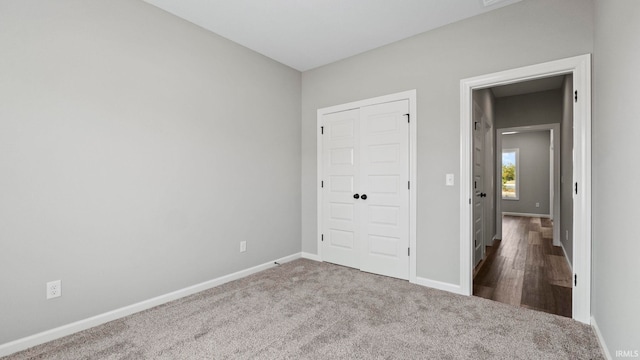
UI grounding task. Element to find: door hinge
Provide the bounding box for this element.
[574,273,577,286]
[469,198,471,205]
[474,181,477,189]
[408,181,410,190]
[474,121,478,130]
[575,182,578,195]
[474,239,477,247]
[574,90,578,103]
[408,248,410,256]
[321,126,324,135]
[321,180,324,188]
[321,234,324,242]
[405,113,410,123]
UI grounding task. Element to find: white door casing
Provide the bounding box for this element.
[317,90,416,282]
[549,130,554,222]
[460,54,591,324]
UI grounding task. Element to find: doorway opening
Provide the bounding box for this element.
[460,55,591,324]
[475,117,570,317]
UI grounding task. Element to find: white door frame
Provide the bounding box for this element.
[495,125,561,247]
[460,54,591,324]
[317,90,418,282]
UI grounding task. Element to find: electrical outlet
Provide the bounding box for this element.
[240,241,247,253]
[46,280,61,299]
[535,202,540,208]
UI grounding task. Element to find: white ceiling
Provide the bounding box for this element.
[143,0,522,71]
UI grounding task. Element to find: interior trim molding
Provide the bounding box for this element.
[301,252,321,262]
[460,54,592,324]
[591,316,612,360]
[0,253,302,358]
[413,277,464,295]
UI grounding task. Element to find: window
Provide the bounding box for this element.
[502,148,519,199]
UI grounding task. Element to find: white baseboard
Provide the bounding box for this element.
[306,255,465,297]
[301,252,321,262]
[502,211,551,218]
[413,276,465,295]
[0,253,303,358]
[591,316,612,360]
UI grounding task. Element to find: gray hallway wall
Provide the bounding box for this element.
[495,89,562,129]
[500,131,551,215]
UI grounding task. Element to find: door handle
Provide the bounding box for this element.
[478,192,487,198]
[361,194,367,200]
[353,193,360,199]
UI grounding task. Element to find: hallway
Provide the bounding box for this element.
[473,215,572,317]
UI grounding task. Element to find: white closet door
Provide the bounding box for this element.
[359,100,410,280]
[321,109,361,269]
[321,100,409,280]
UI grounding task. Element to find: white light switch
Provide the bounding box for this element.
[446,174,454,186]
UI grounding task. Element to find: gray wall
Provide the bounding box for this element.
[494,89,562,129]
[560,75,574,264]
[301,0,594,284]
[7,0,637,357]
[500,132,551,215]
[0,0,301,344]
[593,0,640,355]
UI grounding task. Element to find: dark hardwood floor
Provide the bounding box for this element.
[473,215,572,318]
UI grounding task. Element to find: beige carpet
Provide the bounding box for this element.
[4,259,603,359]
